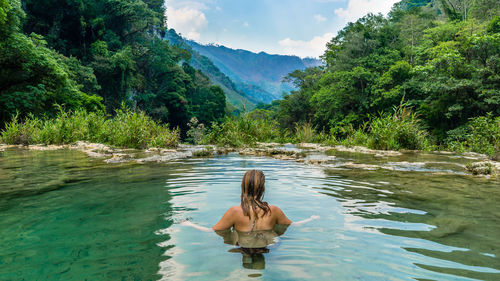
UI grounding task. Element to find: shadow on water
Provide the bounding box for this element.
[215,224,290,272]
[321,167,500,280]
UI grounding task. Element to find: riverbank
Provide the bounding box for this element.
[1,141,498,177]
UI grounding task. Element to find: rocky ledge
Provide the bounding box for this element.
[466,161,500,176]
[1,142,498,177]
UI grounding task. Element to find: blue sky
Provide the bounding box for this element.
[166,0,399,58]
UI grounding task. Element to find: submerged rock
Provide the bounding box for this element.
[297,143,333,151]
[192,148,214,157]
[104,153,133,164]
[461,152,489,160]
[70,141,114,154]
[428,217,471,238]
[238,147,306,160]
[135,151,191,163]
[26,144,67,151]
[84,151,108,158]
[305,159,330,165]
[342,162,389,171]
[331,145,402,156]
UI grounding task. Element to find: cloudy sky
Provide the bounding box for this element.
[165,0,399,58]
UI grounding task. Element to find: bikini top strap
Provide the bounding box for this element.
[250,215,256,232]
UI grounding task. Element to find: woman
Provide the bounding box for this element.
[181,169,319,232]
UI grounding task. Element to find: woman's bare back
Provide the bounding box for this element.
[213,204,291,232]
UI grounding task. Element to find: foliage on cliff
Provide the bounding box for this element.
[266,1,499,155]
[0,0,226,132]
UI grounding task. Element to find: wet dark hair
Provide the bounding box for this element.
[241,170,271,220]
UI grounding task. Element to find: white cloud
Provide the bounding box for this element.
[166,7,208,40]
[334,0,399,23]
[243,21,249,27]
[166,0,211,10]
[278,32,334,58]
[314,14,327,23]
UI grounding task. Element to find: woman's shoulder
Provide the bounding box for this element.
[269,205,283,212]
[228,205,243,213]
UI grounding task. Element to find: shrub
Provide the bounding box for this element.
[447,114,500,157]
[367,106,430,150]
[202,115,284,147]
[341,129,370,147]
[186,117,206,144]
[148,123,180,148]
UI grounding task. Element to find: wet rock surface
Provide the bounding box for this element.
[1,142,497,177]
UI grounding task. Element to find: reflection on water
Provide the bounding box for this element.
[324,168,500,280]
[216,224,289,271]
[0,148,499,280]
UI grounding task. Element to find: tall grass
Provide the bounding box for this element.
[0,114,41,145]
[366,106,430,150]
[294,123,315,143]
[202,115,285,147]
[1,108,179,148]
[331,105,430,150]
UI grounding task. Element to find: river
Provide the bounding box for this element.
[0,147,499,280]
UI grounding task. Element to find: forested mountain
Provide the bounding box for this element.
[0,0,226,131]
[164,29,256,110]
[184,39,323,103]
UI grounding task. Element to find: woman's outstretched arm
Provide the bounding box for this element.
[180,220,213,232]
[292,215,320,226]
[181,207,236,233]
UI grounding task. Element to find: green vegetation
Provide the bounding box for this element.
[447,114,500,157]
[192,148,214,157]
[339,105,431,151]
[0,0,498,158]
[1,0,226,134]
[201,115,285,147]
[245,1,499,156]
[198,105,430,150]
[1,107,179,148]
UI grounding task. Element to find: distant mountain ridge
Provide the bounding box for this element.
[165,29,322,108]
[165,29,256,109]
[185,40,323,102]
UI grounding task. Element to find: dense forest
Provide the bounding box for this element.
[0,0,499,157]
[0,0,226,132]
[276,0,499,136]
[251,0,499,155]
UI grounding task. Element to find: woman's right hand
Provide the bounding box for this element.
[180,220,194,226]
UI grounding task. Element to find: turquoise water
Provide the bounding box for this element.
[0,149,499,280]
